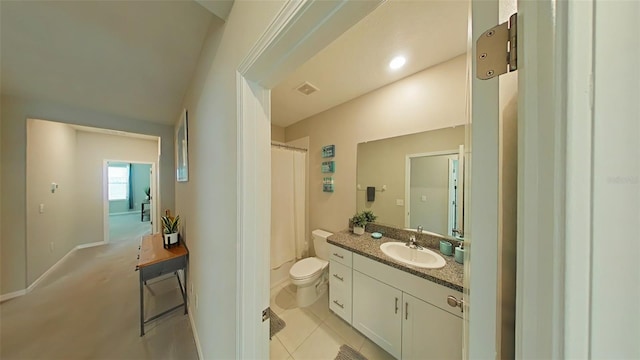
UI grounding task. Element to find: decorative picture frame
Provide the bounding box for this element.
[175,109,189,182]
[321,144,335,158]
[321,161,335,173]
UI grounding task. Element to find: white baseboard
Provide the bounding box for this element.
[188,305,204,360]
[0,289,27,302]
[1,241,109,300]
[109,211,141,216]
[27,245,79,292]
[76,241,107,249]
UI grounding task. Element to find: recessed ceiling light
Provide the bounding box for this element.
[389,56,406,70]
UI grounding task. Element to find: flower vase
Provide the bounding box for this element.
[353,226,365,235]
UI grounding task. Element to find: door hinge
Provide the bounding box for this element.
[476,13,517,80]
[262,307,270,322]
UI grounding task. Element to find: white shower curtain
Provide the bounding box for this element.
[271,147,307,269]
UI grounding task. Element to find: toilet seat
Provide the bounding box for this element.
[289,257,328,280]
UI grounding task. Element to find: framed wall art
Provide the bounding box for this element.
[176,109,189,182]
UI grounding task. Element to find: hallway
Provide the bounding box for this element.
[0,227,198,359]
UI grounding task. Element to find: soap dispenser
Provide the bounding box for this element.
[454,241,465,264]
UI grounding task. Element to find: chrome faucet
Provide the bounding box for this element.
[416,225,423,233]
[407,235,424,250]
[407,235,418,249]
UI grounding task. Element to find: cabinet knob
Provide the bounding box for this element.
[447,295,464,313]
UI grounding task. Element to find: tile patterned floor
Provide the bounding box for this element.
[270,283,395,360]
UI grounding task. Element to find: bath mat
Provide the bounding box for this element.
[270,309,286,339]
[335,344,368,360]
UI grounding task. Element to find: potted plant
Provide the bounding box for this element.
[351,210,376,235]
[161,214,181,248]
[362,210,377,224]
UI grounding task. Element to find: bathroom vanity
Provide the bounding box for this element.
[328,231,463,360]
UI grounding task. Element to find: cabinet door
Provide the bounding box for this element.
[402,293,462,360]
[329,260,352,323]
[353,270,402,359]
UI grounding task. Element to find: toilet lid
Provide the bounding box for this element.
[289,257,328,280]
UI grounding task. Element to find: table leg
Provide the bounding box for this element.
[139,269,145,336]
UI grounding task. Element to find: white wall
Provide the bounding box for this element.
[75,131,158,244]
[285,54,467,237]
[175,2,286,358]
[0,94,174,295]
[26,119,77,285]
[271,124,285,143]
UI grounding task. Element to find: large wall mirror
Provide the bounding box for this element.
[356,126,466,238]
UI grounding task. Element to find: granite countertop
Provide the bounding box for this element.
[327,230,464,292]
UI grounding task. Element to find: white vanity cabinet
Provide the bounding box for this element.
[402,293,463,359]
[352,253,463,360]
[329,244,353,324]
[352,270,403,358]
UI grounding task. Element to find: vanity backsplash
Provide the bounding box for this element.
[348,222,461,250]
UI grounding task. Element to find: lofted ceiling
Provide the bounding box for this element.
[0,1,218,126]
[272,0,469,128]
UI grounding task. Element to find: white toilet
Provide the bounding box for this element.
[289,229,333,307]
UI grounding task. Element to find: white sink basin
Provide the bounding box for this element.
[379,242,446,269]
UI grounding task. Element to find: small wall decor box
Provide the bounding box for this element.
[321,161,335,173]
[321,144,335,158]
[323,177,334,192]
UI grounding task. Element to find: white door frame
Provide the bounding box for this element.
[103,160,158,244]
[237,0,571,358]
[235,1,384,357]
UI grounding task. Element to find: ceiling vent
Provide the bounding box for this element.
[295,82,319,95]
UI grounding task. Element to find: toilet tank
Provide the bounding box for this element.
[311,229,333,260]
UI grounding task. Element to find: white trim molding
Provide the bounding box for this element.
[516,0,569,358]
[1,241,109,302]
[76,241,107,250]
[235,0,383,357]
[564,0,593,357]
[0,289,28,303]
[188,305,204,360]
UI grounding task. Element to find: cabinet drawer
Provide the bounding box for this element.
[329,244,353,267]
[329,284,352,324]
[329,261,352,324]
[329,261,352,288]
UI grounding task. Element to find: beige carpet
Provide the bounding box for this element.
[109,212,152,243]
[0,229,198,359]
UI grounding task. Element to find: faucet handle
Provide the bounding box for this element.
[416,225,423,233]
[407,234,417,249]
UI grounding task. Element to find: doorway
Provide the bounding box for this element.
[105,161,154,243]
[238,0,476,357]
[405,151,460,237]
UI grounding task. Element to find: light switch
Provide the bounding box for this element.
[396,199,404,206]
[39,204,45,214]
[421,195,427,202]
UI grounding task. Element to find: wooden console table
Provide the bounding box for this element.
[136,233,188,336]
